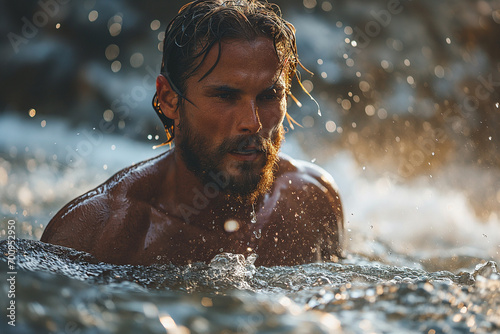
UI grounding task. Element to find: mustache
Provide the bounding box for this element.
[218,134,273,154]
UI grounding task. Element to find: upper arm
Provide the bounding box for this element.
[40,189,110,253]
[305,168,344,260]
[306,163,343,225]
[282,158,344,259]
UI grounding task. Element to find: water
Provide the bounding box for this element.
[1,115,500,333]
[1,239,499,333]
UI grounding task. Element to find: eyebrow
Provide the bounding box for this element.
[263,83,285,92]
[206,85,241,93]
[204,83,285,93]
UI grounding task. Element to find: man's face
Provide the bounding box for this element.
[175,37,287,203]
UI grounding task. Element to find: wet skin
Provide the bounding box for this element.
[41,38,343,266]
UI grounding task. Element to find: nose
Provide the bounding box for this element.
[237,100,262,134]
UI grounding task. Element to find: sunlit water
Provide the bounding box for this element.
[1,114,500,333]
[0,238,499,334]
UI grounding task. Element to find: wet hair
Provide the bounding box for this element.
[152,0,307,145]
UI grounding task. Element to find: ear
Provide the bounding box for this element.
[156,75,180,120]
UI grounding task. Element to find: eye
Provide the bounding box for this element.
[212,92,237,101]
[259,91,284,101]
[217,93,232,99]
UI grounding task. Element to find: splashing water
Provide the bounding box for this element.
[0,240,499,333]
[1,113,499,333]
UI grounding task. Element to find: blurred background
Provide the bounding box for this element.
[1,0,499,265]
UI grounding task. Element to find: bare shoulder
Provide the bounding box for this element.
[269,153,344,260]
[40,180,111,250]
[275,152,343,225]
[40,152,169,251]
[277,153,341,196]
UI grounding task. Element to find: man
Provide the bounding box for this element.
[41,0,344,266]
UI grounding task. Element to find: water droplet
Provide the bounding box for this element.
[224,220,239,232]
[250,204,257,224]
[253,229,262,239]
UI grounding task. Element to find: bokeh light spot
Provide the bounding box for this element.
[224,220,240,232]
[365,105,376,116]
[303,0,317,9]
[150,19,161,31]
[103,109,114,122]
[130,52,144,68]
[321,1,333,12]
[325,121,336,133]
[105,44,120,61]
[109,22,122,37]
[111,60,121,72]
[88,10,98,22]
[302,80,314,93]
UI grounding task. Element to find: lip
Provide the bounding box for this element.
[229,147,263,161]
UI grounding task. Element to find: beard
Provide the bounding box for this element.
[176,115,284,205]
